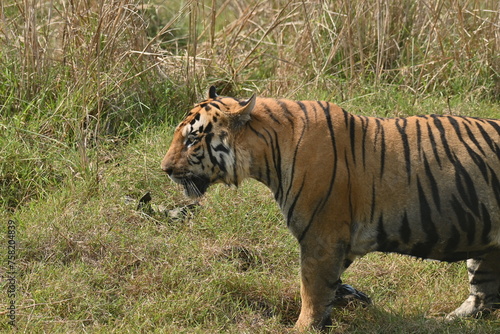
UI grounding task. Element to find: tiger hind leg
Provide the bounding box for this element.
[448,251,500,319]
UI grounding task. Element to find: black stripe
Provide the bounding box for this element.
[345,150,354,222]
[448,117,490,183]
[232,143,239,185]
[256,165,262,182]
[212,143,229,154]
[377,214,402,252]
[277,100,295,127]
[489,166,500,208]
[416,118,423,157]
[431,115,455,162]
[219,159,227,174]
[395,118,411,183]
[188,153,203,165]
[422,153,441,212]
[248,124,271,186]
[270,129,284,203]
[410,177,439,257]
[361,116,369,169]
[450,194,476,244]
[262,103,281,124]
[205,133,221,171]
[343,108,350,128]
[399,212,411,244]
[458,115,473,125]
[261,127,283,200]
[467,268,494,276]
[190,113,201,125]
[203,122,213,133]
[475,122,499,157]
[296,101,310,123]
[287,177,306,226]
[417,177,438,245]
[284,124,307,204]
[453,157,480,217]
[444,224,460,254]
[485,119,500,137]
[248,124,268,144]
[349,114,357,165]
[374,118,382,144]
[462,121,485,155]
[379,121,386,177]
[298,201,323,243]
[376,215,387,249]
[263,155,271,186]
[480,203,492,245]
[469,150,491,185]
[317,101,338,213]
[369,182,376,223]
[470,278,498,285]
[426,122,442,168]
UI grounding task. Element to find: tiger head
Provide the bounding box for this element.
[161,87,256,198]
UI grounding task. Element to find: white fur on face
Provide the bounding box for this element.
[182,113,208,139]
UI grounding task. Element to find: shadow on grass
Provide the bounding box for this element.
[224,288,500,334]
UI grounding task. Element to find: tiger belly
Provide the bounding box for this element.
[349,193,500,262]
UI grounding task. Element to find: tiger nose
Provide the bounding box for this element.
[161,161,173,175]
[163,166,173,175]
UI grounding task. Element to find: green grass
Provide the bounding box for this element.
[1,0,500,332]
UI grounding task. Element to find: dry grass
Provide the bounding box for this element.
[2,0,498,103]
[168,0,499,100]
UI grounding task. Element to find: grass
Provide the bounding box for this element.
[1,0,500,332]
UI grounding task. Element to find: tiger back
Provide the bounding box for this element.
[161,87,500,330]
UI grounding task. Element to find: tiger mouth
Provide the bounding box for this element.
[170,174,210,198]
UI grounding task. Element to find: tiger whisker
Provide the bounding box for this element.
[181,177,202,198]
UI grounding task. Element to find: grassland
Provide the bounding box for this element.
[1,0,500,332]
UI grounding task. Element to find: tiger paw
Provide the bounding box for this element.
[447,294,500,319]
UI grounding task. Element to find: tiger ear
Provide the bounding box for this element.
[230,94,256,129]
[208,86,218,99]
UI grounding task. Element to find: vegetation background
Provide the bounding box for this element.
[1,0,499,332]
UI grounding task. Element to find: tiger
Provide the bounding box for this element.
[161,86,500,330]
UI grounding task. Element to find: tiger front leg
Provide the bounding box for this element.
[294,231,349,331]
